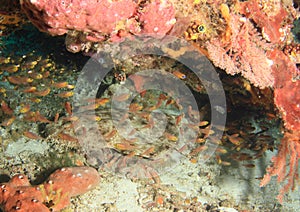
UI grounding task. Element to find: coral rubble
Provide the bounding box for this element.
[0,166,100,212]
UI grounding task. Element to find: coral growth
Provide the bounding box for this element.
[238,0,290,44]
[260,131,300,203]
[20,0,138,38]
[260,49,300,203]
[268,49,300,131]
[20,0,176,52]
[189,0,299,202]
[205,1,300,202]
[138,0,176,36]
[0,167,100,211]
[205,0,294,88]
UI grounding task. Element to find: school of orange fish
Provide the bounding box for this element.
[0,49,280,174]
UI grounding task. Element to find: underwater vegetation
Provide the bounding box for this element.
[0,0,299,210]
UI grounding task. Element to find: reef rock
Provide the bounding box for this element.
[20,0,176,50]
[0,166,100,212]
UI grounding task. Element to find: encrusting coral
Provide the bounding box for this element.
[20,0,176,52]
[260,48,300,203]
[0,167,100,212]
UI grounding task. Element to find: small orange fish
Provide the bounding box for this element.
[54,112,60,123]
[175,113,184,125]
[33,87,51,97]
[5,64,19,73]
[216,147,227,154]
[115,143,136,151]
[0,88,6,97]
[174,99,183,110]
[140,90,147,98]
[189,158,198,164]
[64,102,72,115]
[96,98,110,107]
[200,126,214,136]
[23,86,37,93]
[165,99,175,106]
[38,59,50,66]
[82,114,101,121]
[44,63,53,68]
[145,105,158,112]
[148,169,161,184]
[1,116,16,126]
[189,145,208,156]
[0,57,10,64]
[66,84,75,89]
[21,60,38,69]
[215,154,222,164]
[195,138,206,143]
[80,101,105,111]
[58,132,78,142]
[198,121,209,127]
[23,131,42,139]
[104,129,117,140]
[173,70,186,79]
[227,133,241,146]
[19,104,30,113]
[42,71,50,78]
[55,91,74,98]
[266,113,276,119]
[29,98,42,103]
[36,111,51,123]
[79,103,98,111]
[1,100,13,115]
[155,98,163,108]
[28,72,43,80]
[221,161,231,166]
[125,151,136,158]
[52,81,69,88]
[23,111,37,122]
[164,132,178,142]
[122,137,138,143]
[231,153,252,161]
[129,103,143,112]
[159,93,168,100]
[7,76,33,85]
[143,115,155,129]
[141,146,155,157]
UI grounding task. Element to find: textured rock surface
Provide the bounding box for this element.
[20,0,176,46]
[0,167,100,212]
